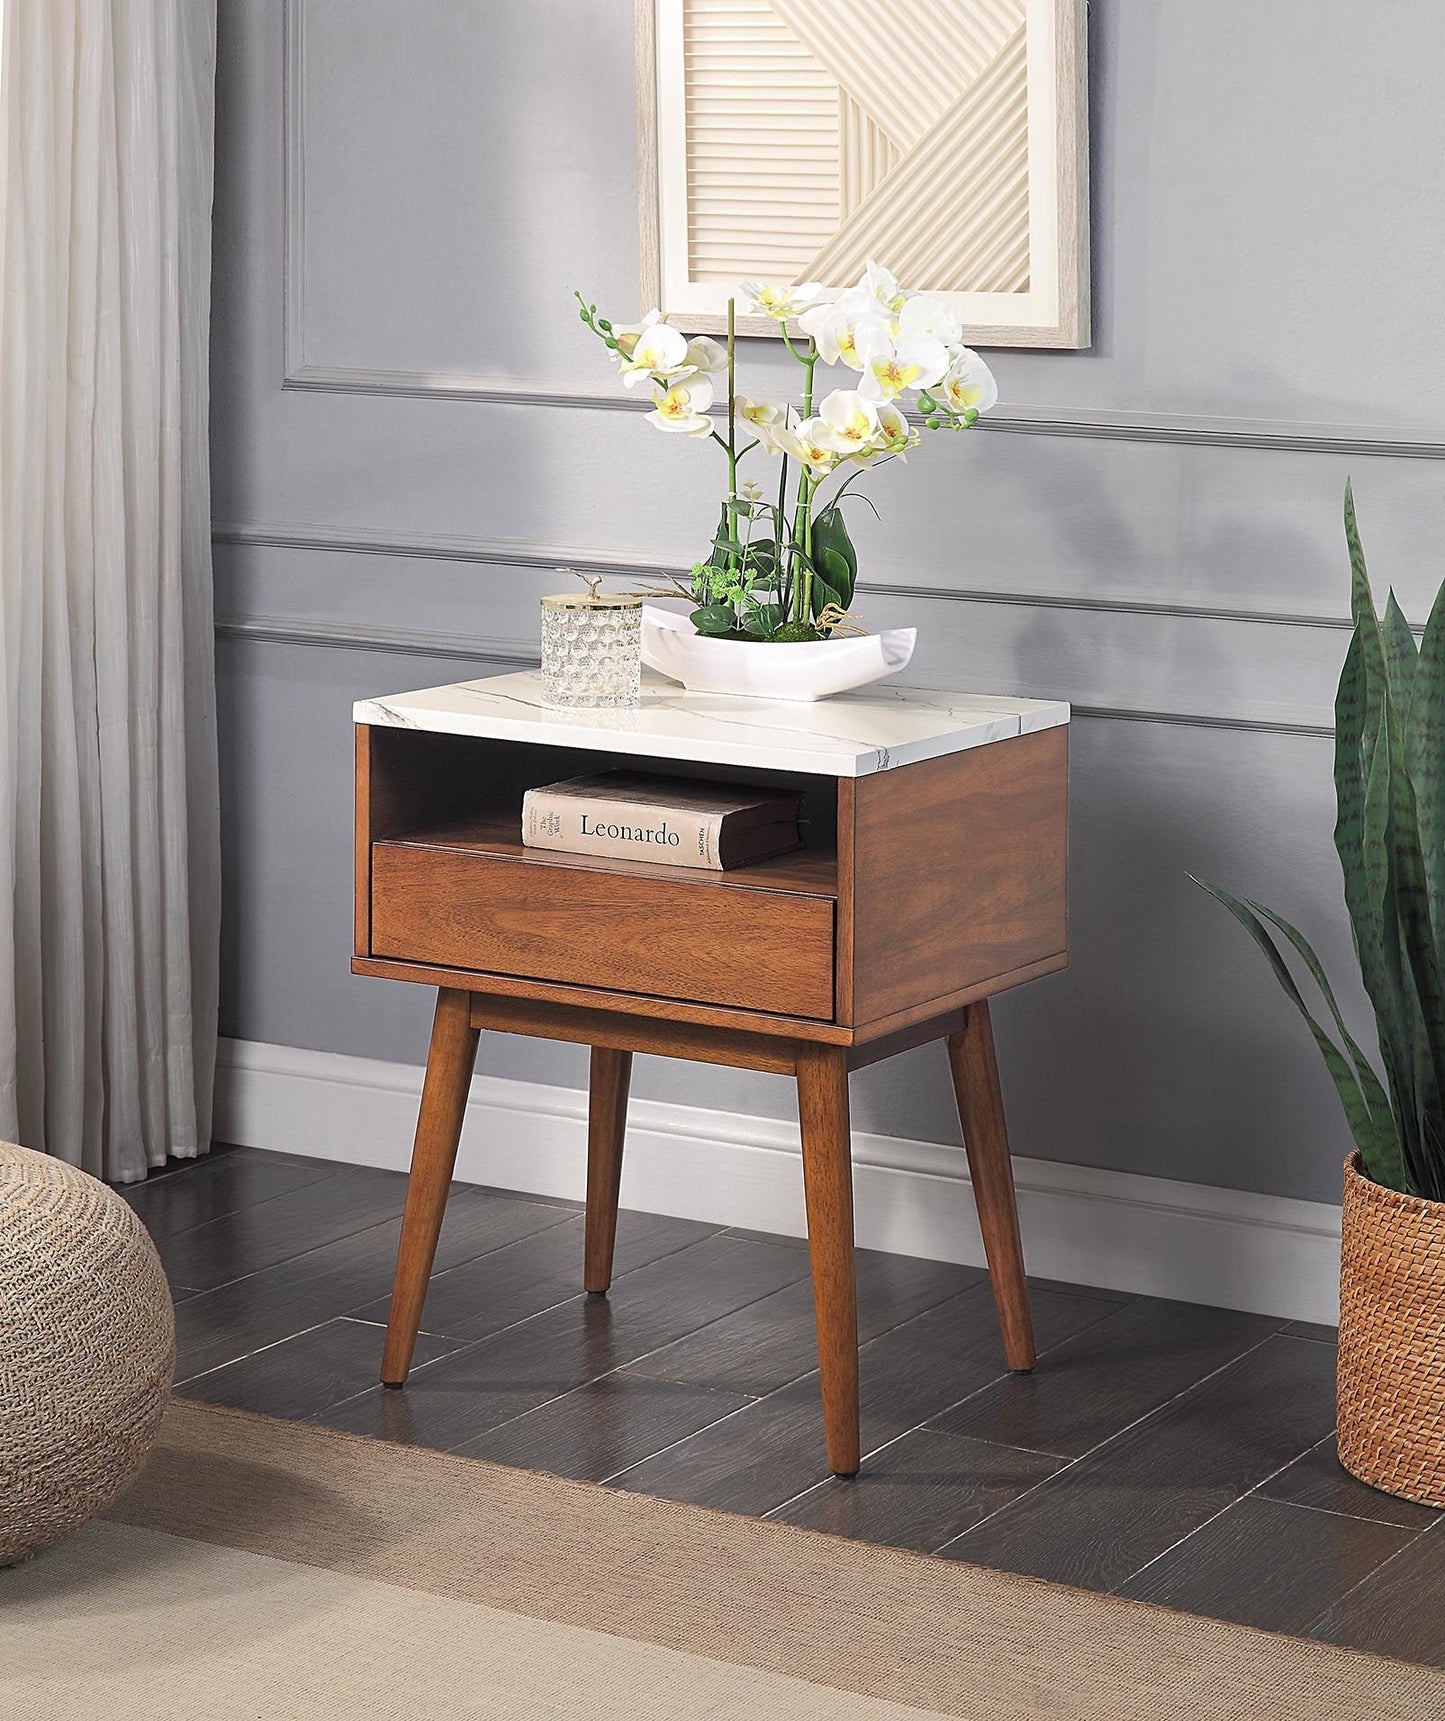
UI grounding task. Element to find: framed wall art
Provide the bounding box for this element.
[637,0,1089,347]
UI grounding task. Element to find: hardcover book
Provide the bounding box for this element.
[521,771,802,871]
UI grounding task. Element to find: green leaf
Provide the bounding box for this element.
[690,604,735,636]
[1381,695,1445,1195]
[705,504,735,572]
[743,603,784,639]
[1248,898,1405,1190]
[809,505,857,610]
[1345,481,1388,741]
[1407,574,1445,954]
[741,539,779,585]
[1383,590,1419,708]
[1192,878,1382,1163]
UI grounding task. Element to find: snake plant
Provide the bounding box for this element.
[1195,483,1445,1201]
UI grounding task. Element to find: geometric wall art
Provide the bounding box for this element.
[638,0,1089,346]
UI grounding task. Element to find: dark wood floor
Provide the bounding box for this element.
[124,1144,1445,1667]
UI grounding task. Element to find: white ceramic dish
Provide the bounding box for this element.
[640,606,917,703]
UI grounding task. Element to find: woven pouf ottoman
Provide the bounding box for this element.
[0,1143,174,1566]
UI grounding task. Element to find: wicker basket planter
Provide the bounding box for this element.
[1336,1153,1445,1507]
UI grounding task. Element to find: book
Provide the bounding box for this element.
[521,771,802,872]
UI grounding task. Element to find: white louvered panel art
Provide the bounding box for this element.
[647,0,1088,346]
[681,0,1029,293]
[683,0,838,283]
[808,23,1030,293]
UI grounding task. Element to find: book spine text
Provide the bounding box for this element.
[522,790,722,868]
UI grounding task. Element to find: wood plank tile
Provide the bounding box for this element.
[929,1296,1280,1457]
[938,1335,1338,1591]
[773,1428,1061,1553]
[1280,1319,1338,1343]
[179,1318,463,1421]
[347,1208,722,1341]
[626,1247,984,1397]
[345,1204,715,1335]
[1310,1522,1445,1666]
[152,1164,418,1291]
[1260,1436,1443,1531]
[172,1190,575,1382]
[1118,1495,1415,1633]
[450,1373,755,1482]
[316,1233,809,1452]
[610,1282,1119,1516]
[718,1226,808,1249]
[121,1147,337,1241]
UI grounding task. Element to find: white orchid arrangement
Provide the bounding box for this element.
[576,261,997,642]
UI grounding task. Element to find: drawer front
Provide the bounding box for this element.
[370,845,835,1020]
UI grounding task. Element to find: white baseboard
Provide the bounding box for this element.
[213,1037,1343,1325]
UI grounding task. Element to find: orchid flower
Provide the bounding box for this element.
[609,308,662,359]
[815,389,880,456]
[797,289,888,370]
[685,336,728,375]
[737,397,792,453]
[738,280,830,321]
[861,259,907,313]
[619,321,692,387]
[775,416,840,477]
[874,401,920,458]
[939,347,999,416]
[899,293,963,347]
[857,327,950,404]
[647,375,714,434]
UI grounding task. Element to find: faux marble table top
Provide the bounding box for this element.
[353,671,1070,779]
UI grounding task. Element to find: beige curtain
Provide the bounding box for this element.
[0,0,221,1182]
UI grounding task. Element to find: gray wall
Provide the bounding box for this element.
[211,1,1445,1209]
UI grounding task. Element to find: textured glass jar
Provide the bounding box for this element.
[540,591,643,708]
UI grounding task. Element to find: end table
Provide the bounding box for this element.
[354,671,1068,1475]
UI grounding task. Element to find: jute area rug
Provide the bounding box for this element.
[1,1400,1439,1720]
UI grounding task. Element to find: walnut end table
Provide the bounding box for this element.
[354,670,1069,1475]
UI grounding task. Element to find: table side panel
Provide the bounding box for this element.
[847,728,1068,1023]
[370,843,836,1020]
[354,726,372,958]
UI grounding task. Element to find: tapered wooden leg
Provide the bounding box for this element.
[947,1001,1036,1371]
[797,1043,860,1476]
[381,988,479,1385]
[584,1046,632,1294]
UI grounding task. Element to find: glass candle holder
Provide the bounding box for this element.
[540,590,643,708]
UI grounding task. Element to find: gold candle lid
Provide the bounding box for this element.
[542,569,641,610]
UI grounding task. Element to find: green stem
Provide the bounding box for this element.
[780,326,812,367]
[726,298,738,575]
[776,452,791,619]
[793,342,817,622]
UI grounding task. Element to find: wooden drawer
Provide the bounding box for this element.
[369,842,836,1020]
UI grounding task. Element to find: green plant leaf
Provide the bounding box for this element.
[705,504,735,573]
[1192,878,1383,1163]
[743,603,784,639]
[1345,481,1388,741]
[1381,695,1445,1195]
[1407,575,1445,954]
[741,539,779,586]
[1247,899,1405,1190]
[690,604,735,636]
[1334,534,1415,1168]
[1362,691,1417,1144]
[810,505,857,610]
[1383,590,1419,708]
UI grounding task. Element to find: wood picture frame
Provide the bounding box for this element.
[636,0,1089,349]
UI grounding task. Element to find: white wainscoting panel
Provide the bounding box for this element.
[214,1037,1343,1325]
